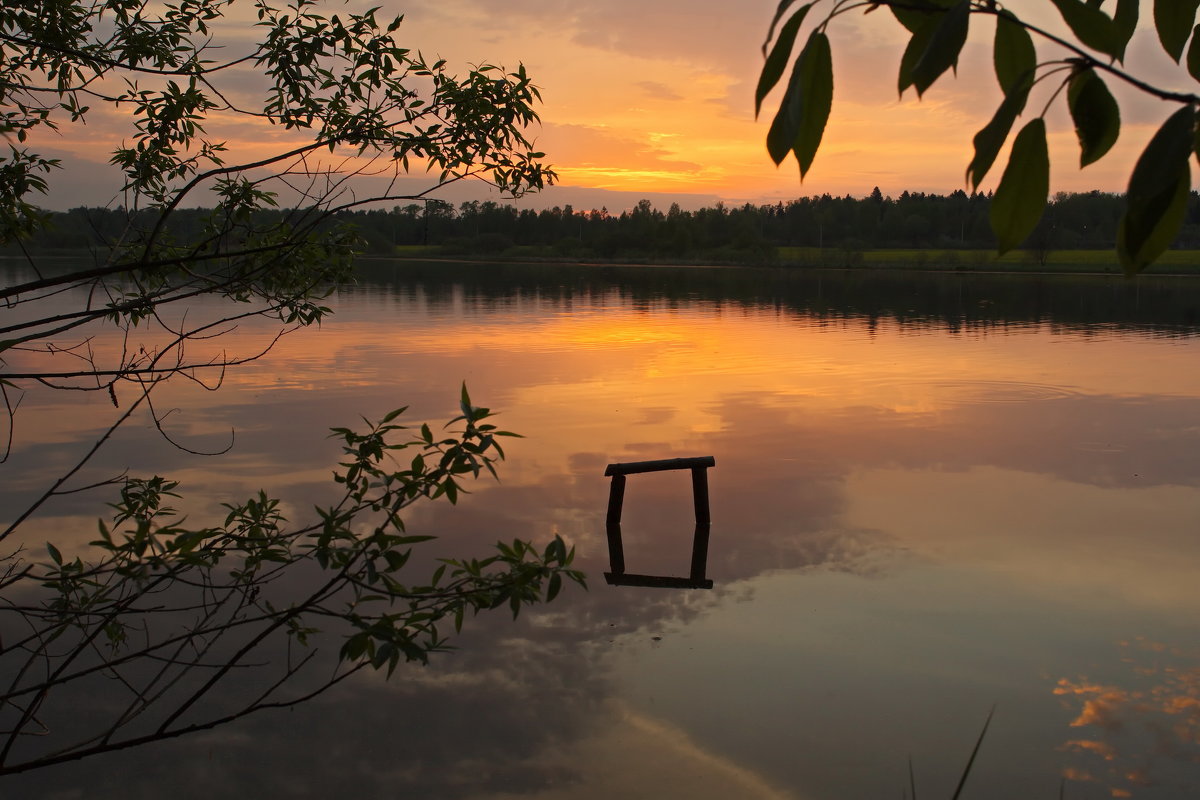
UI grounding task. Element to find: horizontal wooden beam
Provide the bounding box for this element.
[604,456,715,476]
[603,572,714,590]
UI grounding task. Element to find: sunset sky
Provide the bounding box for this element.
[35,0,1200,212]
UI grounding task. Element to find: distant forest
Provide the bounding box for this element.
[14,190,1200,265]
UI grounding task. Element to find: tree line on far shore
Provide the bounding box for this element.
[12,189,1200,265]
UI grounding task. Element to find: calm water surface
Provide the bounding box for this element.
[5,261,1200,799]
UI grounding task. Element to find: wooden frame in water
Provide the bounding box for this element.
[602,456,715,589]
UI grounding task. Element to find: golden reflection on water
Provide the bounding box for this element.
[465,700,802,800]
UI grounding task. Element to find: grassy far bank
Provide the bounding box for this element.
[7,242,1200,275]
[381,244,1200,275]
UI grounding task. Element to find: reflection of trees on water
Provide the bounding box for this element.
[353,261,1200,336]
[1056,638,1200,798]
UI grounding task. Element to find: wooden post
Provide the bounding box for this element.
[689,465,711,583]
[605,473,627,525]
[605,473,626,575]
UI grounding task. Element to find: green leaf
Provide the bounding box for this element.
[1124,106,1196,202]
[1118,106,1195,274]
[898,13,938,96]
[1112,0,1139,61]
[990,118,1050,254]
[763,0,807,53]
[891,0,955,33]
[1155,0,1200,62]
[1188,25,1200,82]
[342,633,368,661]
[1119,170,1189,275]
[767,35,809,163]
[1049,0,1120,58]
[756,4,812,117]
[910,0,971,96]
[1067,68,1120,167]
[993,11,1036,96]
[966,73,1032,190]
[380,406,407,424]
[393,534,436,545]
[46,542,62,565]
[459,382,472,418]
[766,30,833,179]
[547,572,562,602]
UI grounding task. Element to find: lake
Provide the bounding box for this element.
[5,260,1200,799]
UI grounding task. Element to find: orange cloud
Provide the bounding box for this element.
[1061,766,1096,781]
[1063,740,1117,761]
[1057,640,1200,798]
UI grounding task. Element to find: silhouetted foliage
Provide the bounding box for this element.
[758,0,1200,274]
[0,0,577,775]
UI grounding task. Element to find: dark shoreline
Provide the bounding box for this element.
[8,247,1200,280]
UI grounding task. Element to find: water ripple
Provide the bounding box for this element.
[929,379,1084,403]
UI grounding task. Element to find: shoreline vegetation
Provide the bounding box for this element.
[369,245,1200,275]
[6,190,1200,275]
[10,245,1200,277]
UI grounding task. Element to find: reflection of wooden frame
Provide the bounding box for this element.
[603,456,715,590]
